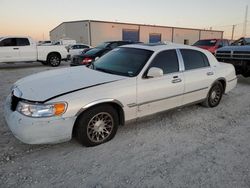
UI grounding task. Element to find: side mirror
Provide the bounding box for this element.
[147,67,163,78]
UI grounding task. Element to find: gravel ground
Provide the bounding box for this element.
[0,61,250,188]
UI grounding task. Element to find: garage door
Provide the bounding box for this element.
[149,34,161,43]
[122,30,139,42]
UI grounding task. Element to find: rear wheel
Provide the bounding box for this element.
[47,53,61,67]
[202,82,223,107]
[75,105,119,147]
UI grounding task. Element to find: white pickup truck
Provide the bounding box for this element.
[0,36,68,67]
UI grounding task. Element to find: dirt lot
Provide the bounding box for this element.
[0,61,249,188]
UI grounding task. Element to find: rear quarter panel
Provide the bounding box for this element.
[37,45,68,61]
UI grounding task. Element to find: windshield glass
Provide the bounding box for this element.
[95,42,109,49]
[93,47,153,77]
[193,40,217,46]
[245,38,250,45]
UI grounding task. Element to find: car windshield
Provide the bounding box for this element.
[245,38,250,45]
[95,42,109,49]
[93,47,153,77]
[193,40,217,46]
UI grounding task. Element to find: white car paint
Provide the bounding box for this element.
[0,36,68,63]
[68,44,91,57]
[4,43,237,144]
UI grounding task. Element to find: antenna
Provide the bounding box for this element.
[242,5,248,37]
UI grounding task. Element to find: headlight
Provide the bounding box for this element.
[16,101,67,118]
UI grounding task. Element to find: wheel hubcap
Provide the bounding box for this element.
[210,85,221,105]
[87,112,114,143]
[50,57,59,65]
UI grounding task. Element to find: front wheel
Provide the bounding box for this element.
[75,105,119,147]
[202,82,223,108]
[47,53,61,67]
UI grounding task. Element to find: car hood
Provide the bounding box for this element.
[14,66,125,102]
[217,45,250,52]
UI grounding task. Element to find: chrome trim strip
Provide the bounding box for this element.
[128,87,209,107]
[127,103,137,108]
[75,99,124,116]
[227,77,237,83]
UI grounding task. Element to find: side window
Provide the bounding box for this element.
[0,38,17,46]
[217,40,223,47]
[180,49,210,71]
[148,50,179,74]
[80,45,89,49]
[16,38,30,46]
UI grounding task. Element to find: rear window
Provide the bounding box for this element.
[84,48,102,56]
[180,49,210,70]
[16,38,30,46]
[193,40,217,46]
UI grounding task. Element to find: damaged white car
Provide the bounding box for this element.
[4,43,237,147]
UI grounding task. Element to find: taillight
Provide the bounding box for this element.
[82,57,93,65]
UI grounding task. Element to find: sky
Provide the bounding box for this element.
[0,0,249,41]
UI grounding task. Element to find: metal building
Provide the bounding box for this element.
[50,20,223,47]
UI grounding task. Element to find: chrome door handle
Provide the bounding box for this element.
[172,78,182,83]
[207,72,214,76]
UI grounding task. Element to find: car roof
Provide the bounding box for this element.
[121,42,207,53]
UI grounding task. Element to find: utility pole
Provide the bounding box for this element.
[242,5,248,37]
[231,25,236,40]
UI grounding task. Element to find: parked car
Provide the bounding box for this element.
[0,36,68,66]
[231,37,250,46]
[4,43,237,147]
[70,40,138,66]
[215,37,250,77]
[67,44,91,60]
[193,39,229,54]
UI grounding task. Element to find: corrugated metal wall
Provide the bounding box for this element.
[50,21,223,46]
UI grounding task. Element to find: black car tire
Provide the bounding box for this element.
[202,81,223,108]
[41,61,48,65]
[47,53,61,67]
[75,104,119,147]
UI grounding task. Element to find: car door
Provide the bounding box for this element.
[17,38,36,61]
[0,38,20,62]
[179,49,216,105]
[137,49,185,118]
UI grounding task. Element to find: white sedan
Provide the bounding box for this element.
[4,43,237,147]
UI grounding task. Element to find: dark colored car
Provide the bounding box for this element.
[193,39,229,54]
[70,41,138,66]
[215,37,250,77]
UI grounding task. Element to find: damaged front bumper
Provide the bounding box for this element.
[4,95,76,144]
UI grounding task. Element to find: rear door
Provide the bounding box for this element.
[137,49,185,117]
[179,49,215,105]
[17,38,36,61]
[0,38,20,62]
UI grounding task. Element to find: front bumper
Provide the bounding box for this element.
[4,95,76,144]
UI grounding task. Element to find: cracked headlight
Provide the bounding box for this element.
[16,101,67,118]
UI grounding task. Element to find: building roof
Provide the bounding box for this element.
[50,19,223,34]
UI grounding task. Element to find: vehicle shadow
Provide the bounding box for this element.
[0,61,69,70]
[237,75,250,85]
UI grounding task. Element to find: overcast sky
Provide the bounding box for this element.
[0,0,249,41]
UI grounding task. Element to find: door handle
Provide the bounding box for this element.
[207,72,214,76]
[13,48,19,50]
[172,78,182,83]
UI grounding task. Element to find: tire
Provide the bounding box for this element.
[47,53,61,67]
[202,81,223,108]
[75,105,119,147]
